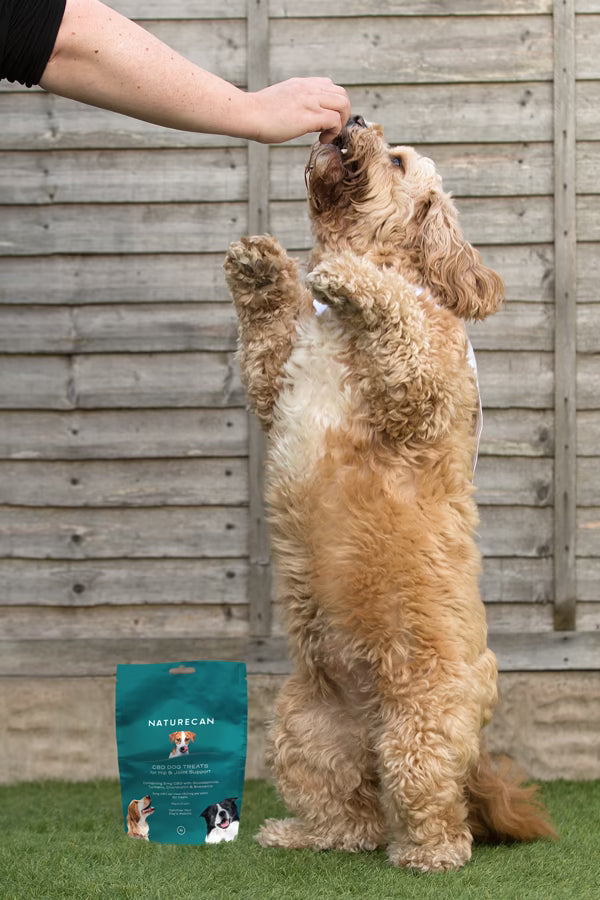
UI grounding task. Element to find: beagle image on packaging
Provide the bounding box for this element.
[168,730,196,758]
[126,796,155,840]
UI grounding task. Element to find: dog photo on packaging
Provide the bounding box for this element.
[225,117,556,872]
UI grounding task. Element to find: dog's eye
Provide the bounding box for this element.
[390,156,404,170]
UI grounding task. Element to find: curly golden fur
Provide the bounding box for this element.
[224,119,555,872]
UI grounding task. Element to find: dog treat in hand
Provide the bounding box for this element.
[116,660,247,844]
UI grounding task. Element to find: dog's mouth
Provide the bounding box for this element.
[332,114,368,157]
[218,819,230,829]
[179,745,188,753]
[142,803,155,815]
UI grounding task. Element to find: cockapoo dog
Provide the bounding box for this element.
[225,117,555,872]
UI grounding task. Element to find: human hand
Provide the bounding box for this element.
[247,77,351,144]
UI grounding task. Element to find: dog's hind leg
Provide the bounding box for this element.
[225,235,312,429]
[256,670,386,852]
[376,669,486,873]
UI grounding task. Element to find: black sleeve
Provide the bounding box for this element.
[0,0,67,87]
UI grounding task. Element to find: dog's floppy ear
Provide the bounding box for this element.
[168,732,178,743]
[127,800,140,823]
[185,731,196,742]
[419,192,504,321]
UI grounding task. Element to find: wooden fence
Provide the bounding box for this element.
[0,0,599,682]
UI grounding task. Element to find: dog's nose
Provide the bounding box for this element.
[346,115,367,128]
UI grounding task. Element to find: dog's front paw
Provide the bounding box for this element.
[387,835,472,873]
[224,235,288,293]
[306,259,351,310]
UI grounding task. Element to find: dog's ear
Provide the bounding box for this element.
[186,731,196,742]
[419,193,504,321]
[128,800,140,823]
[168,732,177,743]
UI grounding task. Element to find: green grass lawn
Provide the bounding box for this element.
[1,779,598,900]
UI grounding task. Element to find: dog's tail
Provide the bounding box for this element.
[466,749,557,843]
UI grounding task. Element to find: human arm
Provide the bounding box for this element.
[39,0,351,143]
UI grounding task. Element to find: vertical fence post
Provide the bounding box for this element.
[553,0,577,631]
[246,0,272,640]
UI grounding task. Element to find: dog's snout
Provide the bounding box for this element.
[347,115,367,128]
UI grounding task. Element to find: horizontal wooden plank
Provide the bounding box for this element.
[270,17,553,84]
[468,302,553,352]
[2,631,598,676]
[271,143,554,200]
[0,558,247,606]
[0,353,244,409]
[0,303,238,353]
[481,557,553,603]
[0,459,247,507]
[0,409,247,460]
[477,351,553,409]
[576,14,600,78]
[578,509,600,556]
[270,0,553,15]
[578,458,600,505]
[579,410,600,456]
[577,244,600,303]
[577,82,600,139]
[474,457,553,506]
[271,198,553,249]
[0,149,247,205]
[576,603,600,630]
[479,245,553,303]
[1,605,248,640]
[1,203,247,256]
[577,142,600,194]
[0,506,247,558]
[479,409,554,457]
[578,304,600,354]
[577,558,600,601]
[577,356,600,409]
[0,254,232,304]
[0,93,245,150]
[578,195,600,240]
[478,506,553,557]
[489,631,600,670]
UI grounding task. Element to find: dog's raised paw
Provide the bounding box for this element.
[224,235,288,289]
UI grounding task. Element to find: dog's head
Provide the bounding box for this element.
[169,730,196,753]
[128,795,155,823]
[305,116,503,321]
[201,798,239,831]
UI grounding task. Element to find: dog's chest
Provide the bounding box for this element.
[269,314,355,481]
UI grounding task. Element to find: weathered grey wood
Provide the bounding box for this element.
[0,409,247,460]
[0,559,247,606]
[576,357,600,409]
[481,557,553,604]
[577,558,600,602]
[477,352,554,409]
[576,14,600,77]
[72,352,244,409]
[467,302,553,352]
[479,410,554,457]
[1,203,247,256]
[271,143,554,200]
[0,459,247,507]
[2,631,598,677]
[577,141,600,192]
[579,411,600,456]
[270,17,552,84]
[1,605,248,640]
[0,304,238,353]
[0,353,244,410]
[578,458,600,505]
[577,243,600,303]
[0,149,247,204]
[577,195,600,240]
[0,254,232,304]
[578,81,600,138]
[0,507,247,559]
[474,457,553,506]
[577,305,600,354]
[477,506,553,558]
[578,509,600,556]
[270,0,553,14]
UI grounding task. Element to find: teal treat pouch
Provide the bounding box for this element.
[116,660,247,845]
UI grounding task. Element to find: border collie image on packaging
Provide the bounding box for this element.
[201,798,240,843]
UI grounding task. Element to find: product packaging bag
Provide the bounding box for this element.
[116,660,247,845]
